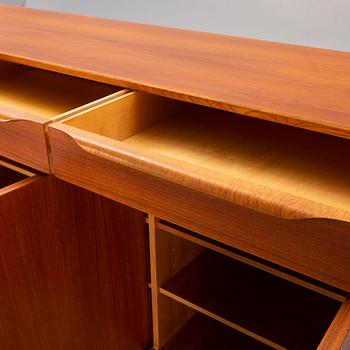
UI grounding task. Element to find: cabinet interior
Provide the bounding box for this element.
[0,159,31,189]
[149,219,345,350]
[161,305,272,350]
[0,60,121,119]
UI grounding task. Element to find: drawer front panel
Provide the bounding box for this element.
[0,120,49,173]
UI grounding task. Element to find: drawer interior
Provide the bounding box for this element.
[151,220,346,350]
[63,91,350,219]
[0,61,121,119]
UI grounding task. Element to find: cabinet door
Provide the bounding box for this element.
[0,175,151,350]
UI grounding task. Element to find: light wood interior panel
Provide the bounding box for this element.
[65,91,186,140]
[0,66,119,119]
[3,5,350,140]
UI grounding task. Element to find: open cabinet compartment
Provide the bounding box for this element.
[149,218,348,350]
[160,302,272,350]
[0,60,127,172]
[0,158,36,191]
[59,90,350,223]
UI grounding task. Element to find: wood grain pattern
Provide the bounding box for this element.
[318,297,350,350]
[65,91,185,141]
[52,97,350,222]
[49,128,350,292]
[0,175,151,350]
[161,249,340,349]
[1,5,350,138]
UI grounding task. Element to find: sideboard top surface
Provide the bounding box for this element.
[1,5,350,138]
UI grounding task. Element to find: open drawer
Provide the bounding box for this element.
[48,91,350,292]
[149,219,350,350]
[0,60,127,172]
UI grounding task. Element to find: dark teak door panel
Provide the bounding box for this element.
[0,176,151,350]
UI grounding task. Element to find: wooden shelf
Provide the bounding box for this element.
[161,249,341,350]
[0,68,118,119]
[160,313,271,350]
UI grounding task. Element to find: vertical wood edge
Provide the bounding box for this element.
[148,214,161,349]
[318,297,350,349]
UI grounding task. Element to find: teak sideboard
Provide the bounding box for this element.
[0,4,349,350]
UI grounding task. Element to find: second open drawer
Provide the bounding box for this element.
[0,60,127,172]
[48,90,350,292]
